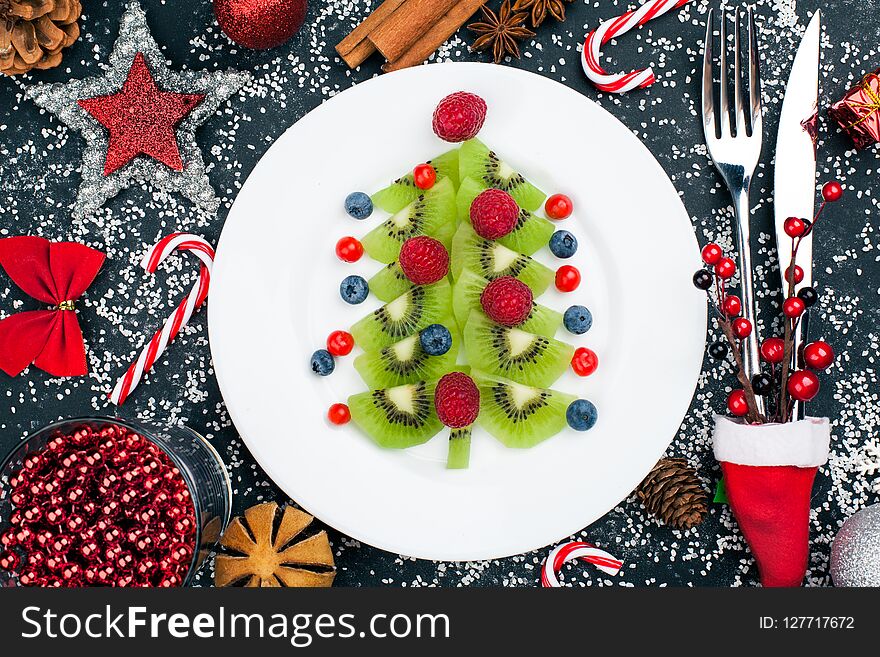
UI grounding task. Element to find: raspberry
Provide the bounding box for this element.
[432,92,488,142]
[434,372,480,428]
[398,236,449,285]
[470,189,519,239]
[480,277,533,326]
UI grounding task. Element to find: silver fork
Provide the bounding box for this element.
[701,6,765,417]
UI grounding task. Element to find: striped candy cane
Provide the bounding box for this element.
[110,233,215,406]
[541,541,623,587]
[582,0,692,94]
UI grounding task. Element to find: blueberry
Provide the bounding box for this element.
[549,230,578,258]
[345,192,373,220]
[311,349,335,376]
[563,305,593,335]
[566,399,598,431]
[420,324,452,356]
[340,275,369,304]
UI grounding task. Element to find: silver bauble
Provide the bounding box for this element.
[830,503,880,586]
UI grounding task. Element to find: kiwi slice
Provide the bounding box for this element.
[353,321,460,389]
[350,279,453,352]
[348,381,443,448]
[451,223,554,295]
[453,269,562,337]
[464,312,574,388]
[472,371,575,448]
[362,177,457,264]
[368,262,412,303]
[458,139,546,212]
[372,149,460,214]
[446,426,472,469]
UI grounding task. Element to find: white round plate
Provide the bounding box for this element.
[209,63,705,561]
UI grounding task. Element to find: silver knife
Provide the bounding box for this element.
[774,11,821,419]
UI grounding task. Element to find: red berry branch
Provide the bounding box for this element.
[693,181,842,424]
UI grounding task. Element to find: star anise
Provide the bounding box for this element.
[513,0,573,28]
[468,0,535,65]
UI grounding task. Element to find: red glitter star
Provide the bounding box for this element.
[77,53,205,176]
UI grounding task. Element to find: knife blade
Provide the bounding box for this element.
[774,11,821,417]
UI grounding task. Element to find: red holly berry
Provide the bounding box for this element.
[328,403,351,425]
[545,194,573,220]
[727,389,749,416]
[432,91,487,142]
[571,347,599,377]
[822,180,843,202]
[732,317,752,339]
[760,337,785,364]
[787,370,820,402]
[784,217,806,238]
[470,189,519,239]
[722,295,742,316]
[701,243,723,265]
[413,163,437,190]
[434,372,480,428]
[784,264,804,284]
[555,265,581,292]
[783,297,805,318]
[335,236,363,263]
[480,277,533,326]
[326,330,354,356]
[804,340,834,370]
[398,236,449,285]
[714,257,736,279]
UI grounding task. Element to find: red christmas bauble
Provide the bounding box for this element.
[787,370,820,401]
[727,389,749,416]
[214,0,307,50]
[804,340,834,370]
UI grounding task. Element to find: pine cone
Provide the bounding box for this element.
[637,457,708,529]
[0,0,81,76]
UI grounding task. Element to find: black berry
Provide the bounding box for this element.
[708,341,728,360]
[797,286,818,307]
[751,372,773,396]
[693,269,713,290]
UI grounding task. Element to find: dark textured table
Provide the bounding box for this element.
[1,0,878,587]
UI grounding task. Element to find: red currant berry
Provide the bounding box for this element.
[571,347,599,377]
[555,265,581,292]
[804,340,834,370]
[701,243,723,266]
[545,194,573,220]
[413,164,437,190]
[760,337,785,364]
[822,180,843,202]
[714,257,736,280]
[727,389,749,416]
[784,217,806,238]
[335,236,363,263]
[722,295,742,316]
[787,370,820,402]
[783,297,806,318]
[327,330,354,356]
[732,317,752,339]
[784,264,804,285]
[328,403,351,425]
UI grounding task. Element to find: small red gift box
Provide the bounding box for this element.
[828,69,880,150]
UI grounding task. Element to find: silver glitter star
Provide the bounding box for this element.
[25,2,251,219]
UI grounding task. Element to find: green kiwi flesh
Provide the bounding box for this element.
[446,426,472,469]
[458,139,546,212]
[371,149,460,214]
[368,262,413,303]
[348,381,443,449]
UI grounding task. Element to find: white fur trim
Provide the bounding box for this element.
[712,415,830,467]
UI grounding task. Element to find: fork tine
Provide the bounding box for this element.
[748,7,762,135]
[733,7,746,136]
[718,7,730,137]
[701,8,715,139]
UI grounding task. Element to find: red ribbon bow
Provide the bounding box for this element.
[0,236,105,377]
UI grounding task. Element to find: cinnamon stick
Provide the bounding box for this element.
[336,0,408,68]
[369,0,461,64]
[384,0,487,72]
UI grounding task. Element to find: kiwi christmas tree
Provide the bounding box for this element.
[693,181,843,423]
[313,92,599,469]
